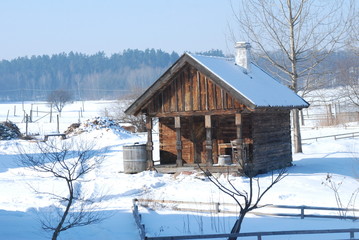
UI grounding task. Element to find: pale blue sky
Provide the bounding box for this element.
[0,0,238,60]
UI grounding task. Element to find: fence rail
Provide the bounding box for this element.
[133,199,359,240]
[145,228,359,240]
[136,198,359,220]
[302,132,359,142]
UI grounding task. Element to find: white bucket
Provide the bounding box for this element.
[218,155,232,166]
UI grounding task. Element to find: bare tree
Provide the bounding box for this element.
[105,99,147,132]
[322,174,359,218]
[348,5,359,56]
[47,89,72,113]
[17,138,106,240]
[200,165,287,240]
[337,55,359,108]
[230,0,354,153]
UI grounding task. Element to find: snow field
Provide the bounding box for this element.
[0,100,359,239]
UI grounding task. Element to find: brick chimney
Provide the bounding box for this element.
[235,42,251,73]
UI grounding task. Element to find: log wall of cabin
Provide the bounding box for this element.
[251,110,292,173]
[159,114,253,165]
[213,114,252,154]
[159,116,207,165]
[145,64,244,117]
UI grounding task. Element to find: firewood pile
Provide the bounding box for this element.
[0,121,22,140]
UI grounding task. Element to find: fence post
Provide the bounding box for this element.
[25,114,29,136]
[301,206,305,219]
[57,115,60,133]
[6,110,9,121]
[50,104,52,123]
[350,231,354,239]
[215,203,220,213]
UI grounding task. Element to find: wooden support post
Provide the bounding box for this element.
[235,113,242,140]
[233,113,243,165]
[57,114,60,133]
[146,116,154,169]
[175,116,183,167]
[205,115,213,166]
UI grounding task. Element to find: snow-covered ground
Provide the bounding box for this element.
[1,101,359,240]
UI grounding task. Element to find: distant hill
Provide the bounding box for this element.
[0,48,356,101]
[0,49,179,101]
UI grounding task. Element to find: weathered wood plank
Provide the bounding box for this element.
[207,80,215,110]
[174,76,178,112]
[205,76,209,110]
[197,71,201,111]
[189,68,194,111]
[181,72,186,112]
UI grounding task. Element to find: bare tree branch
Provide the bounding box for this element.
[199,164,287,240]
[17,138,107,240]
[229,0,355,153]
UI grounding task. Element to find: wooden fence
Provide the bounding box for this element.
[133,199,146,240]
[144,229,359,240]
[132,199,359,240]
[302,132,359,142]
[136,198,359,220]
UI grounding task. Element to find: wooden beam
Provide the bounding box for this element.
[154,109,244,118]
[233,113,243,165]
[175,116,183,166]
[205,115,213,166]
[235,113,242,139]
[146,116,154,168]
[205,115,212,128]
[174,116,181,128]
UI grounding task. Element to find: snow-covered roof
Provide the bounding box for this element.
[125,52,309,115]
[188,53,309,108]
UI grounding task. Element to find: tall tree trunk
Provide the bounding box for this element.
[228,214,245,240]
[52,181,73,240]
[288,0,303,153]
[292,109,302,153]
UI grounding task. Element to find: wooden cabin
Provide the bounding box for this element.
[125,42,309,174]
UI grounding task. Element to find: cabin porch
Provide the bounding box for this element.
[144,113,254,173]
